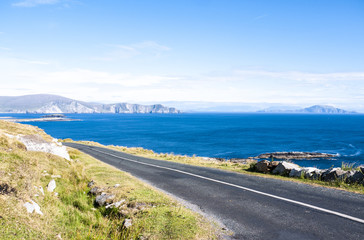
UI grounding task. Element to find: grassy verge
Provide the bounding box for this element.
[63,139,364,195]
[0,121,220,239]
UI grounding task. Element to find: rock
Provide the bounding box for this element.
[289,168,304,178]
[39,186,44,195]
[56,233,62,240]
[24,202,35,213]
[47,179,56,192]
[54,192,59,197]
[31,200,43,215]
[257,151,335,160]
[346,170,364,184]
[321,168,347,181]
[51,175,61,179]
[114,184,120,188]
[95,193,115,206]
[87,180,95,188]
[359,166,364,173]
[272,161,301,176]
[89,187,103,195]
[106,200,125,209]
[123,219,132,228]
[303,167,321,179]
[256,160,270,173]
[24,200,43,215]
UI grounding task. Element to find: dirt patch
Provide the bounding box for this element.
[0,183,17,195]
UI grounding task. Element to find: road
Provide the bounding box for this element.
[64,142,364,240]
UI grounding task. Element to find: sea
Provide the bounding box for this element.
[2,113,363,169]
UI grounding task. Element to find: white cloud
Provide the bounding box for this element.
[94,41,171,61]
[13,0,61,7]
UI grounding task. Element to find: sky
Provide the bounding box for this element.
[0,0,363,111]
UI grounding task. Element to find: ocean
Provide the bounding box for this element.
[2,113,363,169]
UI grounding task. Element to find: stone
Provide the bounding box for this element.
[346,170,364,184]
[289,168,304,178]
[359,166,364,173]
[89,187,103,195]
[255,160,270,173]
[106,200,125,209]
[24,200,43,215]
[31,200,43,215]
[39,186,44,195]
[303,167,321,180]
[87,180,95,188]
[114,184,120,188]
[123,219,132,228]
[321,168,347,181]
[47,179,56,192]
[24,202,35,213]
[95,193,115,206]
[272,161,301,176]
[51,175,61,179]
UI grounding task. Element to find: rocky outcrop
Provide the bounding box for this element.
[257,152,335,160]
[251,160,364,185]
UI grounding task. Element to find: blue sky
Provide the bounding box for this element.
[0,0,363,111]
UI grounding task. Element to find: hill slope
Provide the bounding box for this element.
[0,94,181,114]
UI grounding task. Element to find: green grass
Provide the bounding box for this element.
[0,120,219,240]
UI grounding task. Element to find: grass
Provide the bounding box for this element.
[63,139,364,195]
[0,120,220,239]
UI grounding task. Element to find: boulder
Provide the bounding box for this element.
[321,168,347,181]
[272,162,301,176]
[47,179,56,192]
[289,168,304,178]
[303,167,321,180]
[256,160,270,173]
[95,193,115,206]
[346,170,364,184]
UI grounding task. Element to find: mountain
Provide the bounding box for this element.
[0,94,181,114]
[258,105,356,114]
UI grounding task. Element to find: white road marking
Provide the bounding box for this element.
[88,145,364,224]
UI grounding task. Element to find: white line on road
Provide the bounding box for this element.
[89,146,364,224]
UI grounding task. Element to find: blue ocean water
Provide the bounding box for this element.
[2,113,363,169]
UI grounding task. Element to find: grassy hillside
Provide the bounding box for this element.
[0,121,220,239]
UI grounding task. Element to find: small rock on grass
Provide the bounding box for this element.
[123,219,132,228]
[95,193,115,206]
[47,179,56,192]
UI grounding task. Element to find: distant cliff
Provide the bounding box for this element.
[258,105,356,114]
[0,94,181,114]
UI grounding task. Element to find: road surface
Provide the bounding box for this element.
[64,142,364,240]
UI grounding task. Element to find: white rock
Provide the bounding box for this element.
[123,219,132,228]
[31,200,43,215]
[51,175,61,179]
[54,192,59,197]
[272,161,301,175]
[16,134,70,160]
[47,179,56,192]
[24,202,35,213]
[39,186,44,195]
[114,184,120,187]
[106,200,125,209]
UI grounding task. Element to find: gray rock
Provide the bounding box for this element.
[303,167,322,180]
[123,219,132,228]
[95,193,115,206]
[272,161,301,176]
[289,168,304,178]
[89,187,103,195]
[87,180,95,188]
[47,179,56,192]
[346,170,364,184]
[106,200,125,209]
[321,168,347,181]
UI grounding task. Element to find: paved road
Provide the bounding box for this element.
[65,142,364,240]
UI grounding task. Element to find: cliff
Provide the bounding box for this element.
[0,94,181,114]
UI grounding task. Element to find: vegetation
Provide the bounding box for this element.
[64,139,364,195]
[0,121,219,239]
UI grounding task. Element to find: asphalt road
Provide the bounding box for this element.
[64,142,364,240]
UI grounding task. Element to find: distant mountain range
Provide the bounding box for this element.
[0,94,181,114]
[258,105,356,114]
